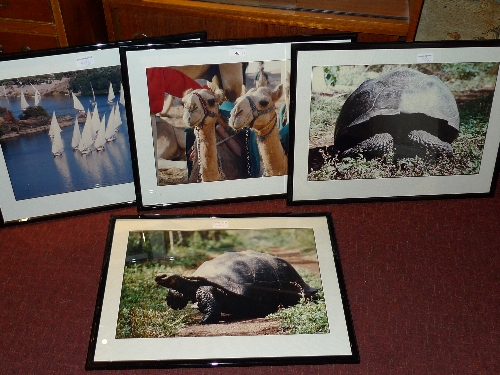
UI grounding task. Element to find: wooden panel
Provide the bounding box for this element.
[0,31,59,53]
[294,0,408,18]
[105,0,406,41]
[58,0,108,45]
[406,0,424,41]
[0,0,54,22]
[104,0,410,42]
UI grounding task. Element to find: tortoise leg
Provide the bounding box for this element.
[341,133,394,159]
[196,286,222,324]
[407,130,453,158]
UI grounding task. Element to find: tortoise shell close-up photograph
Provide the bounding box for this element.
[307,62,498,181]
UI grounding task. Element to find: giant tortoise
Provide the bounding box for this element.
[155,250,318,324]
[333,67,460,159]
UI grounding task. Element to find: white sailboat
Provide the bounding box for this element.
[94,114,107,152]
[89,82,97,108]
[90,103,100,141]
[71,117,81,150]
[1,86,9,106]
[52,128,64,156]
[78,109,94,155]
[105,106,116,142]
[72,92,85,112]
[20,90,29,111]
[48,111,62,139]
[107,82,115,104]
[113,103,122,132]
[119,83,125,106]
[31,84,41,106]
[49,113,64,156]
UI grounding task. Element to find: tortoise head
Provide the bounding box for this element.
[155,274,201,310]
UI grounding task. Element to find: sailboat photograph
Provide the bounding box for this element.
[0,65,133,201]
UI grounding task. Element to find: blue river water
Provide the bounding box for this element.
[0,94,134,201]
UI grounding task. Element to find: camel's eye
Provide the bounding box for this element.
[207,99,215,107]
[259,100,269,108]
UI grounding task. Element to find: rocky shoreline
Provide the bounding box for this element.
[2,77,72,99]
[0,115,75,140]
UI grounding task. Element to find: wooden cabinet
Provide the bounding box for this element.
[102,0,424,42]
[0,0,68,54]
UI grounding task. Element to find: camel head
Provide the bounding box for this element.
[228,84,283,132]
[182,86,224,129]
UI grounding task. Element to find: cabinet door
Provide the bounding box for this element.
[0,0,54,22]
[0,31,59,53]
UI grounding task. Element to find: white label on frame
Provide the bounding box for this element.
[212,221,229,229]
[76,55,95,67]
[229,47,246,57]
[417,53,434,63]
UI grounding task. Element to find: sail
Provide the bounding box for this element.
[51,128,64,156]
[1,86,9,104]
[90,82,96,107]
[90,103,100,141]
[48,111,62,138]
[78,109,94,154]
[107,82,115,103]
[72,92,85,111]
[31,84,41,106]
[105,106,116,141]
[94,114,107,151]
[119,83,125,106]
[20,90,29,111]
[71,117,81,149]
[113,103,122,132]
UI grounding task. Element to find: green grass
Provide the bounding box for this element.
[267,269,329,335]
[115,262,199,338]
[308,93,491,180]
[116,253,328,338]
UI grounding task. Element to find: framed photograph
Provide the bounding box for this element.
[0,32,205,224]
[288,40,500,203]
[120,34,356,209]
[86,213,358,369]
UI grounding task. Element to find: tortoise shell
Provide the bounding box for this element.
[189,250,317,305]
[334,67,460,155]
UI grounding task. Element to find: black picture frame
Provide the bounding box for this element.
[288,40,500,204]
[119,34,356,210]
[86,213,359,369]
[0,32,206,225]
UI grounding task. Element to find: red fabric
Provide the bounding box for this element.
[146,67,202,113]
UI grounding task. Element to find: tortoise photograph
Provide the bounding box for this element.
[116,227,328,338]
[307,62,498,181]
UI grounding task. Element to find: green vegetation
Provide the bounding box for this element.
[68,66,121,96]
[18,106,49,120]
[308,63,496,180]
[267,269,329,334]
[116,228,326,338]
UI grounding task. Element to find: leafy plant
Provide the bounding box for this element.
[267,270,329,335]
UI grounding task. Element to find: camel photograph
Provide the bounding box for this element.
[147,60,288,186]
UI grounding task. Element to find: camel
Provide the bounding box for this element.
[182,84,224,182]
[255,62,269,88]
[160,63,245,116]
[228,84,287,176]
